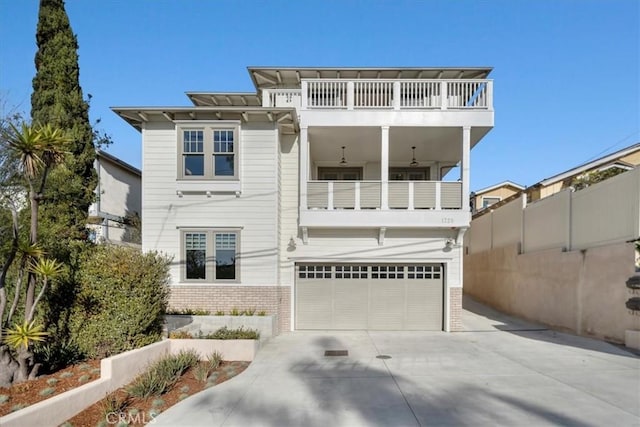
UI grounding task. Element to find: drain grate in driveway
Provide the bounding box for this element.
[376,355,391,359]
[324,350,348,357]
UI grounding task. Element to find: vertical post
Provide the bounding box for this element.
[301,81,308,109]
[327,181,334,210]
[461,126,471,212]
[408,181,414,210]
[347,81,354,110]
[355,181,361,210]
[435,182,442,210]
[381,126,389,210]
[299,127,309,211]
[486,80,493,110]
[262,89,270,107]
[440,80,448,110]
[393,81,401,110]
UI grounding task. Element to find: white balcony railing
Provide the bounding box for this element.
[306,180,462,210]
[262,89,302,108]
[301,79,492,110]
[261,80,492,111]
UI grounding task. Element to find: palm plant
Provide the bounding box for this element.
[4,320,48,351]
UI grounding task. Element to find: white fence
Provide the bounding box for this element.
[466,168,640,254]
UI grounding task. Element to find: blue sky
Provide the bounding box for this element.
[1,0,638,190]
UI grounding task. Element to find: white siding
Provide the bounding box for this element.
[142,121,279,286]
[278,134,299,286]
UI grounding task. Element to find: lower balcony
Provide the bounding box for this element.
[300,180,470,228]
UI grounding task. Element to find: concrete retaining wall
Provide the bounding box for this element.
[165,314,276,340]
[0,338,258,427]
[464,241,640,344]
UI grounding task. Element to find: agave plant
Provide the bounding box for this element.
[4,321,49,350]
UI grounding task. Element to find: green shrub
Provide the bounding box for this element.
[77,374,90,384]
[257,310,267,316]
[229,308,240,316]
[207,351,223,370]
[207,326,259,340]
[46,378,58,386]
[168,330,193,339]
[59,371,73,379]
[33,340,84,374]
[67,246,171,358]
[241,308,256,316]
[127,350,198,398]
[39,387,55,396]
[215,310,225,316]
[0,394,9,404]
[165,308,210,315]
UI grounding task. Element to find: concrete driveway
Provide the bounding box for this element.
[154,297,640,426]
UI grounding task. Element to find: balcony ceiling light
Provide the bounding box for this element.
[340,146,348,167]
[410,146,419,167]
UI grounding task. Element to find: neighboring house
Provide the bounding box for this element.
[529,142,640,201]
[113,66,494,333]
[472,142,640,217]
[471,180,524,213]
[87,149,141,245]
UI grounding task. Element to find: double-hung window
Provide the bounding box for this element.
[183,230,239,282]
[178,123,239,180]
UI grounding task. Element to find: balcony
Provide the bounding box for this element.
[262,79,492,111]
[300,180,469,229]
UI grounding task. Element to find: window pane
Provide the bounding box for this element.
[184,155,204,176]
[185,233,206,280]
[213,130,234,152]
[184,130,204,153]
[215,233,236,280]
[215,154,234,176]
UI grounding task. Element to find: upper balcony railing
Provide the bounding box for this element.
[262,79,492,111]
[302,79,492,110]
[307,180,462,210]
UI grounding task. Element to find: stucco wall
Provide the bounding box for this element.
[464,242,640,343]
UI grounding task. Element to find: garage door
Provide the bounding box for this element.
[295,264,443,330]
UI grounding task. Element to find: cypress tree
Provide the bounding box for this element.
[31,0,97,244]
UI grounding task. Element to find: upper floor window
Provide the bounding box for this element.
[482,196,500,208]
[178,123,239,180]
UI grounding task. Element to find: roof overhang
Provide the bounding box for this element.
[473,180,526,195]
[248,66,493,89]
[96,149,141,176]
[186,92,261,107]
[111,106,298,133]
[539,142,640,186]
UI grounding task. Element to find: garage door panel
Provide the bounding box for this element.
[406,279,442,330]
[333,280,368,329]
[296,281,333,329]
[369,281,405,330]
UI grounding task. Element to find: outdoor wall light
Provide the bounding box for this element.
[444,238,455,250]
[288,237,297,250]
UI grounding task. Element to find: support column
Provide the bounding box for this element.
[461,126,471,211]
[381,126,389,210]
[299,127,309,211]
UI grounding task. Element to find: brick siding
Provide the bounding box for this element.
[449,287,463,331]
[169,285,291,333]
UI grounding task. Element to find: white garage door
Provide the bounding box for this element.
[295,264,443,330]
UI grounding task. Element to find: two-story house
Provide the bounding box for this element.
[113,66,494,333]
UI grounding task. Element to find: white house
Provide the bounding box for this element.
[113,67,494,333]
[87,149,142,245]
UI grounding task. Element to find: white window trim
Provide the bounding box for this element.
[481,196,501,208]
[181,228,241,284]
[176,121,241,182]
